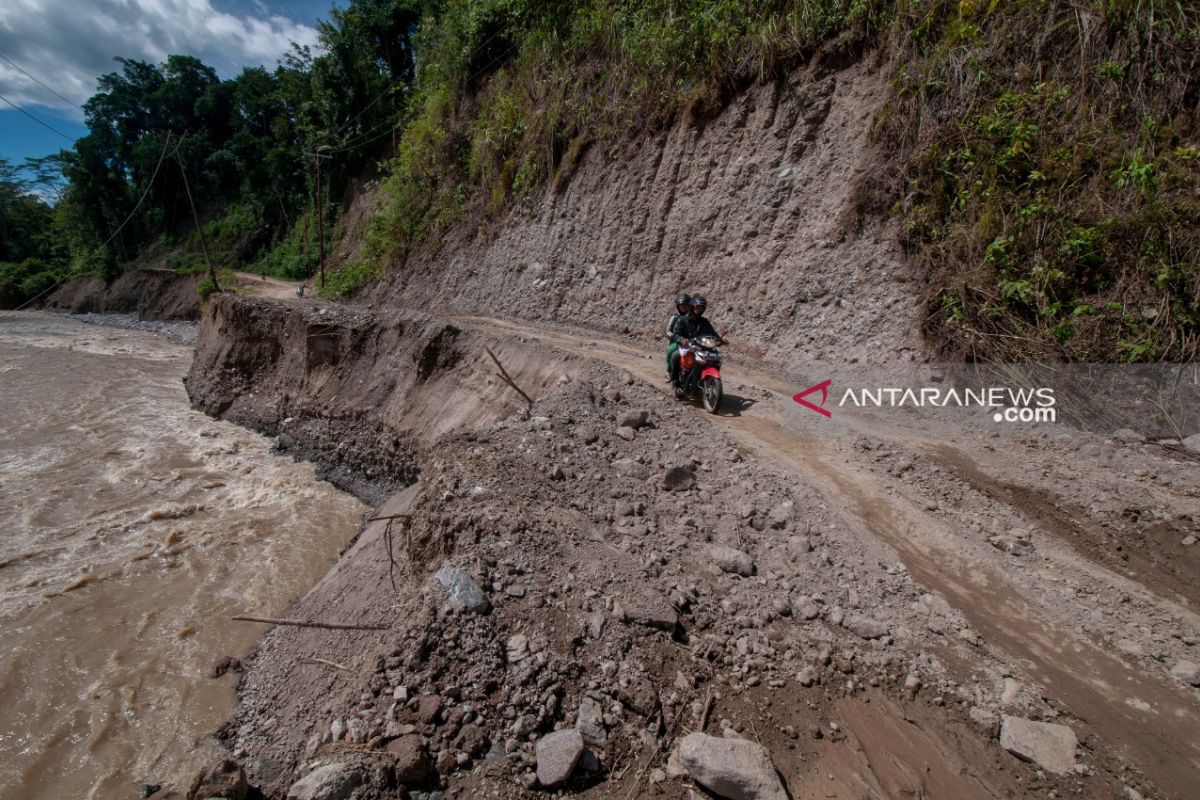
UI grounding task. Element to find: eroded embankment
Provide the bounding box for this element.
[43,269,202,320]
[185,294,588,502]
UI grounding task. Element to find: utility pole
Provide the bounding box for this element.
[175,133,219,293]
[306,144,333,291]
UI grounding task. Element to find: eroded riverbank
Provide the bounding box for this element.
[0,312,367,799]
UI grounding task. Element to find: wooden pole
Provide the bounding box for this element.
[315,152,325,290]
[176,137,219,293]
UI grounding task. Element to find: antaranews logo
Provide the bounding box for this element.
[793,380,1056,423]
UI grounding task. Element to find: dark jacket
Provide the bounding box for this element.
[668,312,719,344]
[666,311,687,340]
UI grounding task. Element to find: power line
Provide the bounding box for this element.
[0,92,76,143]
[8,133,175,314]
[0,53,83,110]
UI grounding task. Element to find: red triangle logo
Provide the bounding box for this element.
[793,379,832,417]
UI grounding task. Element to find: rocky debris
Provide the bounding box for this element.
[387,734,434,785]
[616,426,637,441]
[535,729,584,788]
[576,696,608,745]
[1182,432,1200,453]
[187,759,248,800]
[711,546,754,577]
[678,732,788,800]
[286,762,362,800]
[611,458,651,480]
[662,464,696,491]
[617,409,651,429]
[988,535,1034,556]
[1169,659,1200,686]
[506,633,530,662]
[432,564,489,614]
[1113,428,1145,443]
[844,614,889,640]
[617,593,678,631]
[999,716,1078,775]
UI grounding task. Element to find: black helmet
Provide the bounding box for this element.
[690,295,707,310]
[675,292,691,307]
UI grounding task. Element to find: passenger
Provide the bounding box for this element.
[665,292,691,381]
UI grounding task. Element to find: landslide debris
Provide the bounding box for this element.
[223,359,1095,799]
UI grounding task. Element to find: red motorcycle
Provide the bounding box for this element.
[675,335,724,414]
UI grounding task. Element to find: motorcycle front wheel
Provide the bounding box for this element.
[701,376,722,414]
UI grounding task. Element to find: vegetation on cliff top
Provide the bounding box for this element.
[6,0,1196,361]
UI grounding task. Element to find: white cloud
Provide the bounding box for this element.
[0,0,320,117]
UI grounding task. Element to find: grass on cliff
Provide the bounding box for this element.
[345,0,1197,363]
[883,1,1200,362]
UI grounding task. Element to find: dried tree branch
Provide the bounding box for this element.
[231,615,387,631]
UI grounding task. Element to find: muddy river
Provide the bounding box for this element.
[0,312,366,799]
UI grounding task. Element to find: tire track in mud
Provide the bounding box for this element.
[453,314,1200,798]
[929,444,1200,609]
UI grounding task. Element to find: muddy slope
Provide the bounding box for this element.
[43,269,202,320]
[184,294,589,502]
[372,58,917,363]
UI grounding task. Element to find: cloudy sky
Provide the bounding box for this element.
[1,0,341,180]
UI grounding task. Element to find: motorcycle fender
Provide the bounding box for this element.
[700,367,720,380]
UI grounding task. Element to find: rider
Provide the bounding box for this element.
[665,292,691,381]
[668,294,721,393]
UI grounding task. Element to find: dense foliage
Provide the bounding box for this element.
[0,0,421,309]
[17,0,1198,361]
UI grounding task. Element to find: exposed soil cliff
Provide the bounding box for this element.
[43,269,202,320]
[371,60,918,364]
[185,294,589,502]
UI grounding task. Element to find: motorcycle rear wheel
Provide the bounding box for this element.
[701,377,722,414]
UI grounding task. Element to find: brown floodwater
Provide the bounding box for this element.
[0,312,366,799]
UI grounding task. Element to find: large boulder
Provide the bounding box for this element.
[432,563,489,613]
[678,732,788,800]
[535,729,585,788]
[999,716,1078,775]
[286,762,363,800]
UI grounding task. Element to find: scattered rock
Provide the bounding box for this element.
[677,732,788,800]
[286,762,362,800]
[768,502,793,529]
[1000,678,1022,705]
[844,614,888,640]
[415,694,441,724]
[999,715,1078,775]
[386,735,433,785]
[1169,659,1200,686]
[989,536,1034,556]
[576,697,608,745]
[616,425,636,441]
[1113,428,1145,443]
[663,464,696,491]
[617,409,651,429]
[1182,432,1200,453]
[187,759,248,800]
[618,593,678,631]
[611,458,651,480]
[433,564,489,614]
[535,729,584,788]
[711,546,754,577]
[506,633,529,663]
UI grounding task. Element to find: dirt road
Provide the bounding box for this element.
[451,314,1200,798]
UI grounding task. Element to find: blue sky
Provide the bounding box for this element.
[1,0,343,186]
